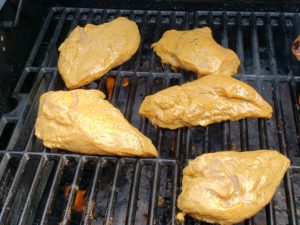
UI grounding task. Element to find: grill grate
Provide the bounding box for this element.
[0,7,299,225]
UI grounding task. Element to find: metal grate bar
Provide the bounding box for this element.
[39,157,65,224]
[171,163,178,225]
[115,9,122,19]
[244,218,255,225]
[294,13,300,35]
[207,11,213,27]
[6,70,47,151]
[125,160,142,225]
[116,10,131,72]
[175,129,183,161]
[134,11,149,72]
[100,9,108,24]
[221,13,231,150]
[127,10,135,21]
[104,159,122,225]
[156,129,164,157]
[239,119,249,151]
[284,169,298,225]
[265,14,278,75]
[140,76,153,134]
[82,158,103,225]
[201,11,214,156]
[184,128,191,165]
[185,12,191,29]
[266,202,276,225]
[235,13,249,151]
[272,79,298,225]
[203,127,210,153]
[8,70,54,152]
[257,82,269,152]
[41,9,68,67]
[273,79,289,156]
[257,78,276,225]
[68,9,81,32]
[0,155,28,222]
[155,77,171,157]
[25,10,54,66]
[24,128,35,152]
[111,73,124,106]
[236,13,245,74]
[149,12,162,71]
[162,12,176,74]
[86,9,95,24]
[221,13,229,47]
[0,154,10,181]
[147,161,161,225]
[124,76,138,122]
[279,14,293,75]
[251,13,261,75]
[193,11,199,28]
[289,78,300,151]
[170,11,176,29]
[61,158,84,225]
[17,156,47,225]
[46,69,60,91]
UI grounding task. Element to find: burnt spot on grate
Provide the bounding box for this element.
[291,168,300,225]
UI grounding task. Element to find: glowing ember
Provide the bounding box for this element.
[122,77,129,87]
[106,77,129,100]
[106,77,115,100]
[73,190,87,213]
[142,214,148,223]
[64,185,71,198]
[64,185,87,214]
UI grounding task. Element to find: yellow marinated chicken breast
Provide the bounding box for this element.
[139,75,272,129]
[58,17,140,89]
[35,89,157,157]
[152,27,240,76]
[177,150,290,225]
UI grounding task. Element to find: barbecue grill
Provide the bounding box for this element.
[0,1,299,225]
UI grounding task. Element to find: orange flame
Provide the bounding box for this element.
[122,77,129,87]
[142,214,148,223]
[64,185,71,197]
[73,190,86,213]
[106,77,129,100]
[106,77,115,100]
[64,185,87,214]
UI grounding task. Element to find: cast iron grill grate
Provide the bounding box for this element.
[0,7,299,225]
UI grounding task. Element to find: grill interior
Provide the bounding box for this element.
[0,7,299,225]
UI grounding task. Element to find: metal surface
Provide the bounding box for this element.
[0,0,25,30]
[0,7,299,225]
[0,0,7,11]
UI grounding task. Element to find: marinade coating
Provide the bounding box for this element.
[152,27,240,76]
[58,17,140,89]
[35,89,157,157]
[177,150,290,225]
[139,75,272,129]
